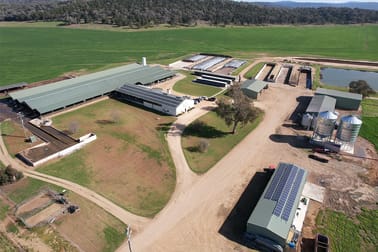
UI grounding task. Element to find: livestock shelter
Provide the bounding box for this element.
[241,79,268,99]
[115,84,194,116]
[246,163,308,251]
[315,88,362,110]
[305,95,336,116]
[9,64,175,115]
[0,82,28,93]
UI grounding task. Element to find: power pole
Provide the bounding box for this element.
[126,226,133,252]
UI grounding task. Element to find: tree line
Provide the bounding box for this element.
[1,0,378,27]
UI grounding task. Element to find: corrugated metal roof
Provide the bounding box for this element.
[224,59,246,68]
[306,95,336,114]
[241,79,268,93]
[116,84,186,108]
[315,88,362,100]
[10,64,175,114]
[192,57,226,71]
[0,82,28,92]
[247,163,308,243]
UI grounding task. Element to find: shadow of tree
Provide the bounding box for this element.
[96,119,116,125]
[156,122,173,134]
[186,146,200,152]
[183,121,227,138]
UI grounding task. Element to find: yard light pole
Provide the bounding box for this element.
[17,112,28,141]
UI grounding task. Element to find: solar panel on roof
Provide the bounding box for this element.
[272,166,297,217]
[271,165,293,201]
[281,169,305,221]
[264,165,285,199]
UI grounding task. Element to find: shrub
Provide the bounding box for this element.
[198,139,209,153]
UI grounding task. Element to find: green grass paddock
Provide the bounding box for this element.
[1,24,378,86]
[173,72,222,97]
[182,110,263,173]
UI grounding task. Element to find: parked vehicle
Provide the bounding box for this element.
[207,97,217,102]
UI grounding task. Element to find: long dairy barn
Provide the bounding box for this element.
[9,63,175,115]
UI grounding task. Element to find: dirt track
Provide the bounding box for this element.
[114,83,313,252]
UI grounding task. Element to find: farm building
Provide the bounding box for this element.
[9,63,175,115]
[315,88,362,110]
[193,71,236,88]
[246,163,308,251]
[115,84,194,116]
[0,82,28,93]
[305,95,336,115]
[241,79,268,99]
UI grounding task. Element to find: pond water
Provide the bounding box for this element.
[320,67,378,91]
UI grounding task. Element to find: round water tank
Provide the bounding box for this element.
[314,111,338,138]
[336,115,362,143]
[301,113,313,129]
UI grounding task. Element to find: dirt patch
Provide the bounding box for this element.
[25,203,64,227]
[42,99,176,216]
[15,193,51,215]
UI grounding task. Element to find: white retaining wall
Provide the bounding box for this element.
[31,133,97,167]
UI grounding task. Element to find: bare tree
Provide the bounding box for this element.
[215,85,259,134]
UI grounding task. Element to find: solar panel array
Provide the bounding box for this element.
[264,163,305,221]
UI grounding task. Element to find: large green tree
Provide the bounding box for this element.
[349,80,376,98]
[215,85,259,134]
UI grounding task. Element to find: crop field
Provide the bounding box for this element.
[1,24,378,86]
[37,98,176,217]
[182,110,262,173]
[2,177,126,252]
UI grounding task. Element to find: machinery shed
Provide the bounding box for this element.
[315,88,362,110]
[305,95,336,115]
[9,64,175,115]
[115,84,194,116]
[246,163,308,250]
[241,79,268,99]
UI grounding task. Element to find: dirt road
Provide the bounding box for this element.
[114,84,313,252]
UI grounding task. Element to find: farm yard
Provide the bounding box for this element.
[37,98,176,217]
[0,21,377,252]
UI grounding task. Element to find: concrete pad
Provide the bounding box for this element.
[302,182,326,203]
[169,61,192,70]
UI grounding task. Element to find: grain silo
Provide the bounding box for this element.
[311,111,338,143]
[335,115,362,153]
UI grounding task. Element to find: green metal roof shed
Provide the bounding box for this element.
[10,64,175,114]
[315,88,362,110]
[246,163,308,248]
[241,79,268,99]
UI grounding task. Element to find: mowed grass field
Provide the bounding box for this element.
[1,177,126,252]
[182,110,262,173]
[173,71,222,97]
[37,98,176,217]
[1,24,378,86]
[316,209,378,252]
[360,99,378,151]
